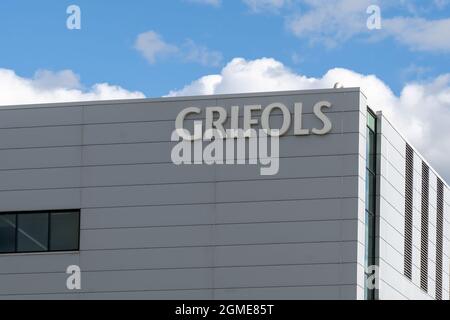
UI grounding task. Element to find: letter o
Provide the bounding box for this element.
[261,103,291,136]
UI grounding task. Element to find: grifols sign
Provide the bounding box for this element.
[171,101,332,176]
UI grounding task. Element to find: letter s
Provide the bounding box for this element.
[312,101,332,135]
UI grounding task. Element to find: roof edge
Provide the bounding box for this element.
[0,87,362,111]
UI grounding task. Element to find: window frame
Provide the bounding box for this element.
[0,209,80,255]
[0,214,17,254]
[16,211,50,253]
[365,108,378,300]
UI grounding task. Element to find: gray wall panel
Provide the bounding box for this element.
[82,133,361,166]
[78,242,358,271]
[79,176,360,208]
[0,147,82,170]
[0,167,81,191]
[80,220,360,250]
[80,198,361,229]
[213,264,358,288]
[0,106,83,129]
[0,126,82,149]
[80,155,360,188]
[0,188,81,212]
[0,253,80,275]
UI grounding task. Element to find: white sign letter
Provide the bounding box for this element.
[294,103,310,136]
[261,103,291,137]
[312,101,332,135]
[175,107,201,141]
[205,107,227,139]
[243,105,261,137]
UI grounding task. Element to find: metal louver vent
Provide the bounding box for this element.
[420,162,429,292]
[435,178,444,300]
[404,144,414,280]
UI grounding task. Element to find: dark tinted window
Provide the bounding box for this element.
[50,211,79,251]
[0,210,80,254]
[0,214,16,253]
[365,170,376,214]
[366,128,376,172]
[17,213,49,252]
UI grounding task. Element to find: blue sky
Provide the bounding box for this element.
[0,0,448,97]
[0,0,450,179]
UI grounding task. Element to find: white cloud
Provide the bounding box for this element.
[183,39,223,67]
[285,0,450,52]
[243,0,290,12]
[168,57,450,181]
[167,74,222,97]
[32,69,81,90]
[0,68,145,107]
[434,0,450,9]
[185,0,221,7]
[185,0,450,53]
[135,31,178,64]
[135,31,222,67]
[383,17,450,52]
[287,0,374,47]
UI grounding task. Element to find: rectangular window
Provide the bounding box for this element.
[17,212,49,252]
[0,214,16,253]
[49,211,80,251]
[366,170,376,214]
[366,129,377,173]
[0,210,80,254]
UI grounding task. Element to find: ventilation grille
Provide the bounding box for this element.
[420,162,429,292]
[404,144,414,280]
[435,178,444,300]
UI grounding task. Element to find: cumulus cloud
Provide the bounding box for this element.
[135,31,179,64]
[168,57,450,181]
[32,69,81,90]
[0,68,145,107]
[135,31,222,67]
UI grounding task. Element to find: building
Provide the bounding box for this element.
[0,88,448,300]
